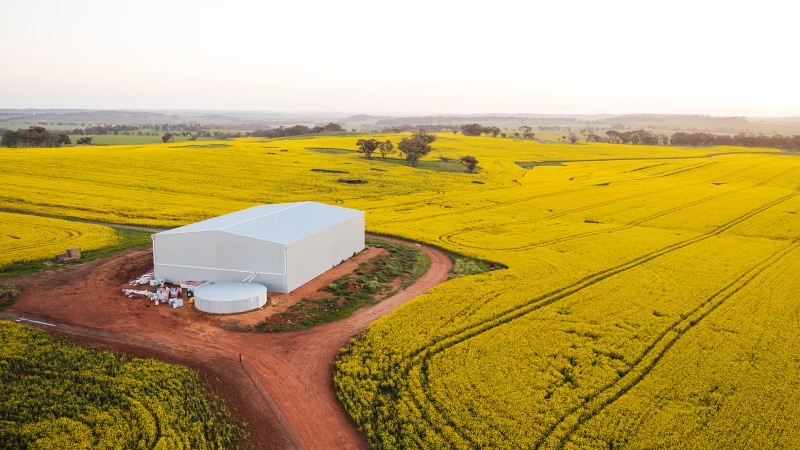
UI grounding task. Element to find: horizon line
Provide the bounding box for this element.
[0,107,797,119]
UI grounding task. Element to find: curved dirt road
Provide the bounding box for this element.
[3,236,452,449]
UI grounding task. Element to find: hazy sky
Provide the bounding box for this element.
[1,0,795,116]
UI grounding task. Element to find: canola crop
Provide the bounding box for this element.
[0,321,243,449]
[0,212,120,269]
[2,136,799,448]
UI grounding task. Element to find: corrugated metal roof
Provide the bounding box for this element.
[155,202,363,245]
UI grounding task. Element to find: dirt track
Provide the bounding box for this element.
[2,236,452,449]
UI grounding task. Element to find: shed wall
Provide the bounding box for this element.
[153,232,289,292]
[286,213,365,292]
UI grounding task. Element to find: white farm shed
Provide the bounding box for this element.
[152,202,365,293]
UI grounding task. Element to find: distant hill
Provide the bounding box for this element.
[2,109,799,135]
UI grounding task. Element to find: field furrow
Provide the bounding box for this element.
[540,240,800,449]
[4,136,800,448]
[394,192,797,447]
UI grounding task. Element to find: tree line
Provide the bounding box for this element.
[356,132,437,167]
[69,123,207,135]
[1,126,71,147]
[250,122,344,138]
[356,131,479,172]
[582,129,800,149]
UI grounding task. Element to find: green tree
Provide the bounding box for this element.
[519,126,535,139]
[356,138,381,159]
[568,131,579,144]
[378,140,395,159]
[2,126,70,147]
[460,123,483,136]
[397,131,436,167]
[459,155,479,173]
[162,133,174,143]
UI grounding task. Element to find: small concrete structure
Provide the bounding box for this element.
[56,247,82,263]
[193,282,268,314]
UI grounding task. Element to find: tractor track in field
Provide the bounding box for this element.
[439,164,800,251]
[514,150,793,168]
[537,239,800,449]
[439,184,736,250]
[433,158,771,244]
[387,157,730,226]
[2,234,452,450]
[0,207,166,233]
[400,191,798,448]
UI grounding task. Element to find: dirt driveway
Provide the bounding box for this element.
[2,235,452,449]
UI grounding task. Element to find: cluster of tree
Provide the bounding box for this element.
[1,126,70,147]
[355,131,438,167]
[398,131,437,166]
[67,123,207,135]
[581,129,800,149]
[356,138,395,159]
[605,130,670,145]
[74,124,139,134]
[458,124,537,140]
[150,123,206,132]
[164,131,242,141]
[379,124,458,134]
[356,132,479,172]
[670,132,800,149]
[518,126,535,139]
[460,123,502,137]
[250,123,344,138]
[582,129,671,145]
[211,131,243,139]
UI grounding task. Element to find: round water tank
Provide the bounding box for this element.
[194,282,267,314]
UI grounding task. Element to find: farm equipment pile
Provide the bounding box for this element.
[122,272,210,309]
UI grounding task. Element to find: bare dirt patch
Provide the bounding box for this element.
[2,236,452,450]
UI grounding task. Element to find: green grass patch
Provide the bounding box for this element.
[306,147,353,154]
[310,168,349,174]
[0,229,153,280]
[170,144,232,149]
[255,238,429,332]
[0,285,18,310]
[77,134,219,146]
[449,255,498,278]
[371,157,479,173]
[337,178,367,184]
[515,161,565,169]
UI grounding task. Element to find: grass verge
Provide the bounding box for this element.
[0,229,153,281]
[0,285,19,310]
[361,156,480,173]
[255,238,430,332]
[306,147,353,154]
[449,254,503,278]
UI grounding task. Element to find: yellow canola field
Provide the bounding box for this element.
[0,321,241,448]
[2,135,800,448]
[0,212,119,268]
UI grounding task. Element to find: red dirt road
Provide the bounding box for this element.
[2,236,452,449]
